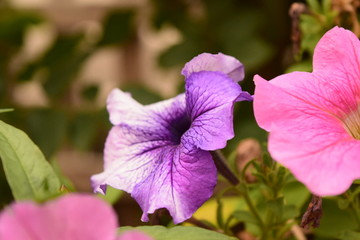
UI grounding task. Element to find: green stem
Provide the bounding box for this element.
[238,183,267,239]
[351,198,360,230]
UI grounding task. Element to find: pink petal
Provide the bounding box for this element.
[254,73,360,196]
[269,131,360,196]
[0,194,118,240]
[312,26,360,114]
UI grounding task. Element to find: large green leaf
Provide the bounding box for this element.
[119,226,237,240]
[0,120,61,201]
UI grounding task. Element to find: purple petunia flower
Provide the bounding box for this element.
[91,53,252,224]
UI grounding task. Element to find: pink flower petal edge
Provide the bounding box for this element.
[0,194,150,240]
[253,26,360,196]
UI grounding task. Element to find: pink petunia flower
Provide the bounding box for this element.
[254,26,360,196]
[0,194,152,240]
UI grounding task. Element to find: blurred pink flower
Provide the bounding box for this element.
[254,26,360,196]
[0,194,152,240]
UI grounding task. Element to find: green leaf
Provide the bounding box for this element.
[0,120,61,201]
[232,210,259,225]
[118,226,237,240]
[338,230,360,240]
[267,197,284,219]
[281,205,299,221]
[314,198,357,238]
[283,180,310,209]
[97,186,123,204]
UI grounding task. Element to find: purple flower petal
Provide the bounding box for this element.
[132,145,216,224]
[92,92,217,223]
[183,71,244,150]
[92,53,249,224]
[0,194,118,240]
[181,53,245,82]
[91,92,188,194]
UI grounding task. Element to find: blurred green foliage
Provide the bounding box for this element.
[0,0,296,190]
[0,5,136,205]
[1,1,359,238]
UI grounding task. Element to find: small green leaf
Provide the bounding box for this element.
[262,153,273,168]
[275,166,286,186]
[232,210,259,225]
[118,226,237,240]
[283,180,310,209]
[0,120,61,201]
[267,197,284,220]
[251,160,262,173]
[282,205,299,221]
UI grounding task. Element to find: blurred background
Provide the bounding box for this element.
[0,0,305,225]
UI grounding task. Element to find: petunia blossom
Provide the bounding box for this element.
[0,194,153,240]
[253,26,360,196]
[91,53,252,224]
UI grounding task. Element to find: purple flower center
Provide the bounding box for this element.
[169,114,191,144]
